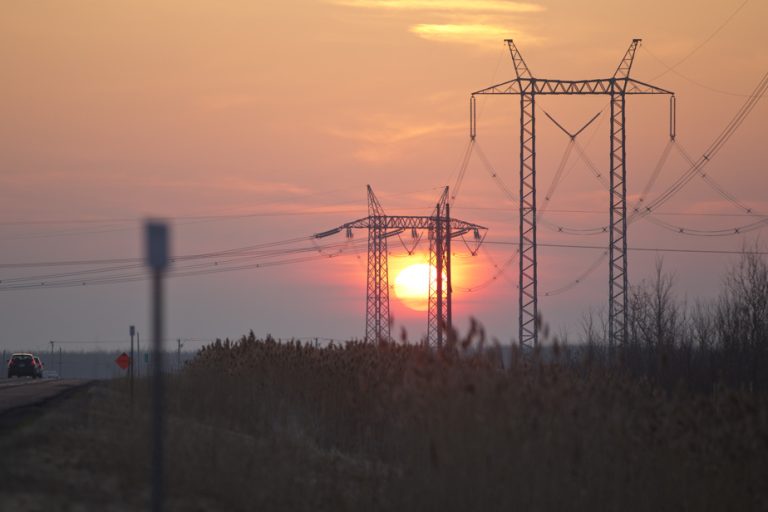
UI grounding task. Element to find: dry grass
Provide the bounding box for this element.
[1,330,767,511]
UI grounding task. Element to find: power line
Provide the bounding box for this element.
[0,237,369,291]
[641,0,752,96]
[455,239,764,297]
[0,186,459,230]
[640,215,768,237]
[46,338,215,346]
[0,191,463,242]
[483,239,768,255]
[0,234,317,269]
[542,251,608,297]
[470,87,768,239]
[454,206,768,218]
[0,207,369,227]
[636,70,768,215]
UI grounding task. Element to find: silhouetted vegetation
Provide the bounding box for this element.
[1,249,766,510]
[580,247,768,393]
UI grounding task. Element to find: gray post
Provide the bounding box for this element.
[136,331,141,378]
[58,347,62,378]
[129,325,135,404]
[145,221,170,512]
[176,339,183,372]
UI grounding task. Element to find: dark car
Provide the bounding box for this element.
[7,353,42,379]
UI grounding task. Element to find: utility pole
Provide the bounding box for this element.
[50,340,54,360]
[176,339,184,372]
[472,39,674,353]
[58,347,62,378]
[136,331,141,378]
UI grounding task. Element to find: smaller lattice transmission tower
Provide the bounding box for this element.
[315,186,486,345]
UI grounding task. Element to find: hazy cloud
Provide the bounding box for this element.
[154,178,313,197]
[328,119,463,163]
[330,0,544,13]
[328,121,461,144]
[329,0,544,46]
[410,23,541,45]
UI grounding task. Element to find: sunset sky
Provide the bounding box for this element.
[1,0,766,352]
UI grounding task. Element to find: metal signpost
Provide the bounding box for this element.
[145,220,170,512]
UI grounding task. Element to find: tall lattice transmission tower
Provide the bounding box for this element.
[472,39,674,352]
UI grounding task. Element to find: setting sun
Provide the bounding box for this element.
[394,263,431,311]
[393,262,449,311]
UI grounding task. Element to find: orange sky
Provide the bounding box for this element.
[1,0,766,349]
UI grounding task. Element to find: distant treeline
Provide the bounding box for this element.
[192,246,768,394]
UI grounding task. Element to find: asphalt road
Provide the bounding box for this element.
[0,378,92,417]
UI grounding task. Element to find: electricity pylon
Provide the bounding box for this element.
[428,188,450,346]
[315,186,486,346]
[472,39,674,352]
[366,185,390,344]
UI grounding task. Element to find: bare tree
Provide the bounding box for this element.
[715,244,768,389]
[626,258,680,378]
[580,307,607,366]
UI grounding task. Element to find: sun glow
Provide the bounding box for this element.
[393,262,447,312]
[394,263,432,311]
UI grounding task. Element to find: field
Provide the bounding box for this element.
[1,329,766,511]
[1,253,766,510]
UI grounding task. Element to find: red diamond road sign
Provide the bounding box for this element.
[115,352,131,370]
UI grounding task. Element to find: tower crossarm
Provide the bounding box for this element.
[505,39,533,80]
[319,215,486,234]
[613,38,642,80]
[448,227,474,239]
[472,77,672,96]
[367,184,386,217]
[623,78,674,95]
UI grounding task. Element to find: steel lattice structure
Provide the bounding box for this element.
[428,188,449,347]
[365,186,390,344]
[472,39,674,352]
[315,186,486,345]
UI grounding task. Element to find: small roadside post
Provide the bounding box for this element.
[145,220,169,512]
[176,339,184,372]
[130,325,135,405]
[136,331,141,378]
